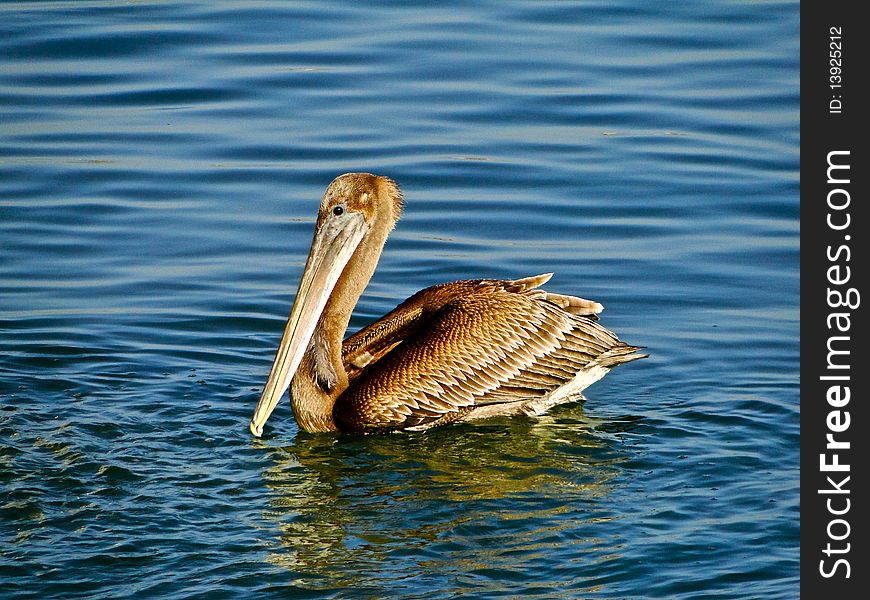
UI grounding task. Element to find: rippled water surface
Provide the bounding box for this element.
[1,2,799,598]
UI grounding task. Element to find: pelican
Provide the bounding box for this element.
[250,173,645,436]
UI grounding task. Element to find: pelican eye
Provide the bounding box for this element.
[332,205,345,216]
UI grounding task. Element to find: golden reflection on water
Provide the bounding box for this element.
[257,406,639,590]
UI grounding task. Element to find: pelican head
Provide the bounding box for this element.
[250,173,403,436]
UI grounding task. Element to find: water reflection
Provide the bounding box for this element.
[258,405,642,589]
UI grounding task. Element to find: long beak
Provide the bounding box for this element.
[250,211,368,436]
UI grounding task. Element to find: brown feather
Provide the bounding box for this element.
[333,278,645,433]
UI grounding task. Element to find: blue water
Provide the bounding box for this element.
[1,1,799,598]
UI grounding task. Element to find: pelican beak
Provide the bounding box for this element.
[250,211,368,436]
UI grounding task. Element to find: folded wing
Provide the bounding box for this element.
[336,275,644,432]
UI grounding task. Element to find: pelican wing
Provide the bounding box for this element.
[334,276,642,432]
[341,273,605,379]
[341,298,427,383]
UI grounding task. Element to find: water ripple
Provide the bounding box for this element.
[1,0,798,597]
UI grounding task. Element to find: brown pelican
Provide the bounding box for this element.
[250,173,645,436]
